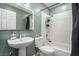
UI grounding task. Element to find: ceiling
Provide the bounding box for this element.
[43,3,56,7]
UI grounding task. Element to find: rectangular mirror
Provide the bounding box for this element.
[0,3,34,30]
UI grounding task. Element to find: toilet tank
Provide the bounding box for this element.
[35,36,44,48]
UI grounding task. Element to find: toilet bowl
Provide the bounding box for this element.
[39,45,55,55]
[35,37,55,56]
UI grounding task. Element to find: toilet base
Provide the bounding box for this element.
[40,51,55,56]
[35,51,54,56]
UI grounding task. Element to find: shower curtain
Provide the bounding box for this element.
[71,3,79,56]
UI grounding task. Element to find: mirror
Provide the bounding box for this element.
[0,3,34,30]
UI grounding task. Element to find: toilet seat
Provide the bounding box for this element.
[39,45,55,55]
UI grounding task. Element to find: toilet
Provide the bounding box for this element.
[35,36,55,56]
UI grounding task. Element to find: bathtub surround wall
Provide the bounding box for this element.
[0,3,49,56]
[49,3,72,56]
[41,12,51,45]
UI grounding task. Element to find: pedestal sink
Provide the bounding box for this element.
[7,37,34,56]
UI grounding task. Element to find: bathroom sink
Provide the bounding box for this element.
[7,37,34,56]
[8,37,34,48]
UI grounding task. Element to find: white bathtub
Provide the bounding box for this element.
[51,42,71,56]
[53,47,71,56]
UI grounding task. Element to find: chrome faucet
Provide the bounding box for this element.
[10,31,16,40]
[20,33,26,38]
[20,34,22,38]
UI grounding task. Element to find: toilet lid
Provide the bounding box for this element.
[39,45,55,52]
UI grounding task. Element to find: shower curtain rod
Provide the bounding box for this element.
[40,3,63,11]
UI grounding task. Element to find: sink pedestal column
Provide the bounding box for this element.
[19,48,26,56]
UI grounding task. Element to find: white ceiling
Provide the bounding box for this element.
[44,3,56,7]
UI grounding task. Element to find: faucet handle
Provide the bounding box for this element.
[11,37,16,40]
[20,33,26,38]
[20,34,22,38]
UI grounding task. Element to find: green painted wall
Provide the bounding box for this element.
[0,3,49,56]
[49,3,72,16]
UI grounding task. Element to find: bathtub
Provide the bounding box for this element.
[53,47,71,56]
[51,42,71,56]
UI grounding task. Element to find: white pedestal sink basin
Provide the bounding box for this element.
[7,37,34,56]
